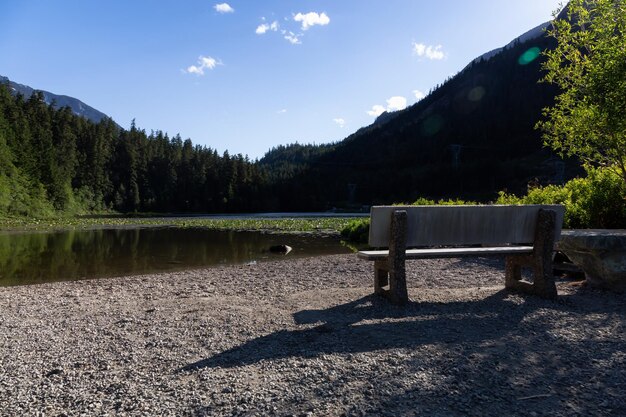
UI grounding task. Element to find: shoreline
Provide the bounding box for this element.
[1,254,624,416]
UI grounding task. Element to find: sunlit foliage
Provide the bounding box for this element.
[538,0,626,182]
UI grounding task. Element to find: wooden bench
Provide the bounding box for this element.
[357,205,565,305]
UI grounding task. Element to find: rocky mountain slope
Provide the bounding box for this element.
[0,75,111,124]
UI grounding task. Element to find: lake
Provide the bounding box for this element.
[0,227,353,287]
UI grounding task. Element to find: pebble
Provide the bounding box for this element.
[0,254,624,416]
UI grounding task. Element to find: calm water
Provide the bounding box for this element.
[0,227,352,287]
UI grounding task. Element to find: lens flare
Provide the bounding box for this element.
[421,115,444,136]
[518,47,541,65]
[468,86,486,102]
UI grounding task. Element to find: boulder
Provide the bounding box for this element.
[557,230,626,292]
[268,245,292,255]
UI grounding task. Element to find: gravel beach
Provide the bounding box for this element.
[0,254,624,416]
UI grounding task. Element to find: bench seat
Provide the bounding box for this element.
[357,245,534,261]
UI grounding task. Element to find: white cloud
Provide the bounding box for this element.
[386,96,407,111]
[283,31,302,45]
[413,43,426,56]
[214,3,234,13]
[255,12,326,44]
[277,109,287,114]
[256,21,279,34]
[412,42,445,60]
[413,89,426,100]
[333,118,346,128]
[294,12,330,30]
[367,96,408,117]
[255,12,326,45]
[366,105,386,117]
[185,56,219,76]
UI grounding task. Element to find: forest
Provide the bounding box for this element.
[0,85,271,216]
[256,34,581,210]
[0,32,582,217]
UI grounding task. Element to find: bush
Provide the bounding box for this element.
[412,197,436,205]
[340,218,370,243]
[412,197,478,206]
[496,166,625,228]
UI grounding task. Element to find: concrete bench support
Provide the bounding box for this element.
[373,211,409,305]
[504,209,558,299]
[358,205,564,305]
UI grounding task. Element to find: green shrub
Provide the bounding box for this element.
[412,197,436,205]
[0,173,55,218]
[340,218,370,243]
[496,166,625,228]
[412,197,478,206]
[433,198,478,206]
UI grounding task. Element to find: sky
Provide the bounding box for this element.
[0,0,564,160]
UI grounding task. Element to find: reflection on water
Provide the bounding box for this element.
[0,228,351,287]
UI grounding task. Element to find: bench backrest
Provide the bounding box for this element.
[368,205,565,247]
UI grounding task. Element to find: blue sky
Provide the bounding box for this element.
[0,1,563,159]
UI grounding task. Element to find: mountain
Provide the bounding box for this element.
[466,21,550,69]
[261,18,581,210]
[0,75,112,124]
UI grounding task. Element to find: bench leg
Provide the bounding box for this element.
[505,254,534,293]
[373,258,408,305]
[532,259,557,299]
[505,255,522,285]
[505,209,558,300]
[372,210,409,305]
[374,260,389,295]
[388,256,408,305]
[387,210,409,305]
[531,209,558,299]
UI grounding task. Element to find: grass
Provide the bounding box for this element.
[0,215,360,235]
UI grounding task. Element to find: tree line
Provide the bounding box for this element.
[0,85,272,216]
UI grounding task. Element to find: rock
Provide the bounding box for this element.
[557,230,626,292]
[552,251,584,278]
[268,245,292,255]
[45,369,64,378]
